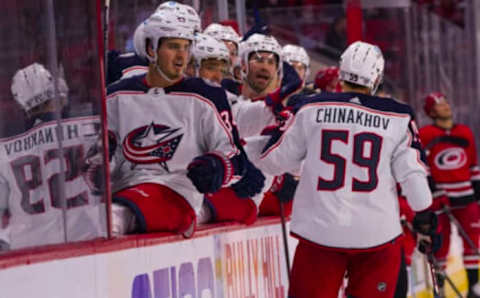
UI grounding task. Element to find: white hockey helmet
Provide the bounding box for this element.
[204,23,241,48]
[11,63,68,113]
[282,44,310,78]
[239,33,283,77]
[339,41,385,95]
[193,33,230,68]
[133,21,147,58]
[140,9,195,62]
[155,1,201,33]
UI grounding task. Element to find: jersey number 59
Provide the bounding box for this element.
[318,130,382,192]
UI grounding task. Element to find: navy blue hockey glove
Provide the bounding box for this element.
[265,62,303,115]
[270,174,298,203]
[230,160,265,198]
[413,210,442,254]
[187,154,227,194]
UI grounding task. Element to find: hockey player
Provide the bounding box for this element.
[1,63,105,250]
[107,1,201,85]
[104,9,245,237]
[281,44,310,83]
[191,33,231,85]
[11,63,69,130]
[253,41,437,298]
[203,23,241,80]
[419,92,480,297]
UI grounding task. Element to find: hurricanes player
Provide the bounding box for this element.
[419,92,480,297]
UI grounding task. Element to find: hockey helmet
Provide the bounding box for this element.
[155,1,201,33]
[339,41,384,95]
[239,33,283,77]
[139,9,195,62]
[11,63,68,113]
[204,23,241,49]
[193,33,230,67]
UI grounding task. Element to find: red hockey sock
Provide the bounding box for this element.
[115,183,195,234]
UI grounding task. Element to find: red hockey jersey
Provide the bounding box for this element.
[419,124,480,204]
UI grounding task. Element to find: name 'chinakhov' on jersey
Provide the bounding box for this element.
[106,74,244,214]
[256,91,432,249]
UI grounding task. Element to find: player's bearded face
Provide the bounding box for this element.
[156,38,191,80]
[247,51,278,93]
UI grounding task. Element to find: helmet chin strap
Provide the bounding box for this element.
[155,63,177,83]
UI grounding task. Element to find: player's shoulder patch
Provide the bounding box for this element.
[166,77,231,112]
[106,74,149,97]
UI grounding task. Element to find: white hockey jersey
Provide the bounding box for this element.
[0,116,106,249]
[257,92,432,249]
[229,94,276,138]
[106,76,240,214]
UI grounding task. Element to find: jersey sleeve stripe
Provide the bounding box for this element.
[259,112,297,159]
[106,91,146,101]
[122,66,148,75]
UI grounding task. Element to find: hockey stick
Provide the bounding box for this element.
[402,219,462,297]
[104,0,111,83]
[278,200,291,283]
[427,252,463,297]
[443,205,480,255]
[424,248,441,298]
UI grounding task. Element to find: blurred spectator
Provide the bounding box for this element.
[325,15,347,52]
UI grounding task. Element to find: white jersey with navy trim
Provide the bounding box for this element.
[257,92,432,249]
[107,76,240,213]
[0,117,106,249]
[228,94,276,138]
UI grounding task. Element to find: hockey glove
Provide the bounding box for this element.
[413,210,442,254]
[231,160,265,198]
[187,153,230,194]
[269,174,298,203]
[81,136,113,195]
[264,62,303,115]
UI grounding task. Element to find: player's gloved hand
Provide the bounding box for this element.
[230,160,265,198]
[187,153,229,194]
[413,210,442,254]
[269,174,298,203]
[428,194,450,212]
[82,136,114,195]
[265,62,302,115]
